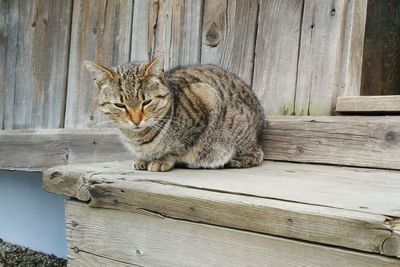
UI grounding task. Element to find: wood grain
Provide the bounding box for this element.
[65,200,400,266]
[339,0,368,96]
[0,128,133,171]
[252,0,303,115]
[264,116,400,170]
[44,160,400,257]
[336,95,400,112]
[1,0,73,129]
[152,0,203,70]
[2,116,400,171]
[361,0,400,96]
[201,0,258,85]
[64,0,133,128]
[295,0,347,115]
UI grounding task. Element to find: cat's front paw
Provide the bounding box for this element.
[133,159,148,170]
[147,160,174,172]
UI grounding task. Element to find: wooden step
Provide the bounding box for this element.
[43,161,400,264]
[2,116,400,171]
[336,96,400,113]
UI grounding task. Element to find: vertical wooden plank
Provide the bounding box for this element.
[295,0,347,115]
[131,0,150,62]
[148,0,203,70]
[0,0,18,129]
[252,0,304,115]
[338,0,367,97]
[201,0,258,85]
[65,0,133,128]
[2,0,72,129]
[361,0,400,96]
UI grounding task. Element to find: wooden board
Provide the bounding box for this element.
[0,129,133,171]
[252,0,303,115]
[336,96,400,112]
[65,200,400,266]
[201,0,258,85]
[44,161,400,257]
[339,0,368,96]
[1,0,73,129]
[151,0,203,70]
[295,0,347,115]
[64,0,133,128]
[1,116,400,171]
[265,115,400,170]
[361,0,400,96]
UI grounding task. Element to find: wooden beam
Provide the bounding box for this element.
[44,161,400,257]
[66,200,400,266]
[0,129,133,171]
[264,116,400,170]
[336,96,400,113]
[1,116,400,170]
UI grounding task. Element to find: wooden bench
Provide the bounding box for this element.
[2,116,393,266]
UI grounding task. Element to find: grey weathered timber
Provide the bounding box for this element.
[44,161,400,257]
[1,0,73,129]
[264,116,400,170]
[295,0,347,115]
[252,0,303,115]
[201,0,258,85]
[150,0,203,70]
[336,96,400,113]
[130,0,150,62]
[65,0,133,128]
[65,200,400,266]
[2,116,400,171]
[0,129,133,171]
[339,0,368,96]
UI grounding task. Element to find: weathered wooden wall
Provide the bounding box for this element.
[0,0,367,129]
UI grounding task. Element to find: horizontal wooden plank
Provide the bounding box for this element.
[264,116,400,170]
[66,200,400,266]
[1,116,400,170]
[336,96,400,112]
[0,129,133,171]
[45,161,400,257]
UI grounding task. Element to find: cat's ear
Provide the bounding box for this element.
[84,60,115,85]
[143,54,164,77]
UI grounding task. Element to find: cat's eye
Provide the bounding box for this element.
[142,99,152,106]
[114,103,126,109]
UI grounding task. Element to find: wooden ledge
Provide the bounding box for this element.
[43,161,400,258]
[2,116,400,171]
[336,96,400,113]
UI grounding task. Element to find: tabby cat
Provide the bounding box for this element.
[85,57,264,171]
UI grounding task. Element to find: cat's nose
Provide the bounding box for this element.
[131,118,142,126]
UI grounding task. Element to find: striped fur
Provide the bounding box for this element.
[85,59,264,171]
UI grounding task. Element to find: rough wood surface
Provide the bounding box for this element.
[1,0,73,129]
[295,0,347,115]
[44,161,400,257]
[151,0,203,70]
[2,116,400,171]
[0,129,133,171]
[201,0,258,85]
[361,0,400,96]
[252,0,303,115]
[339,0,368,96]
[66,200,400,266]
[64,0,133,128]
[336,96,400,113]
[265,116,400,170]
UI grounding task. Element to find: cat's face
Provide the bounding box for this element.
[85,58,172,131]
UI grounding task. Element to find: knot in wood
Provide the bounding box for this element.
[384,131,399,143]
[331,9,336,16]
[205,22,222,47]
[50,171,62,179]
